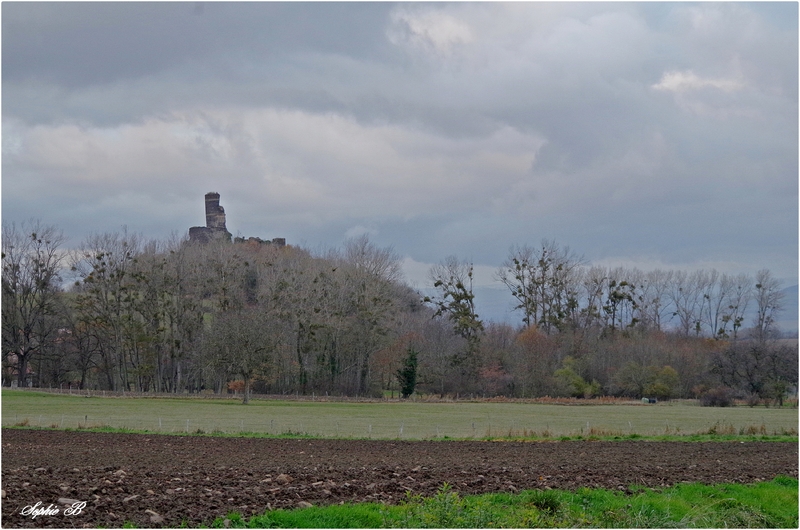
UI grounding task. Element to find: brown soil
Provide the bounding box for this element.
[1,429,797,528]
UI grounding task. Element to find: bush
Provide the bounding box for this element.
[700,386,734,407]
[745,393,761,407]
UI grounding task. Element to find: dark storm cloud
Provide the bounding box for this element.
[2,2,395,87]
[3,2,401,126]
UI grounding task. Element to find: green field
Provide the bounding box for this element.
[2,389,797,439]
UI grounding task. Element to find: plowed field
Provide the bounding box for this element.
[1,429,797,528]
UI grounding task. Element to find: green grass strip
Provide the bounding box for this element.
[208,476,798,528]
[5,424,798,444]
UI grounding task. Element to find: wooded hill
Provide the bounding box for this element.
[2,220,796,404]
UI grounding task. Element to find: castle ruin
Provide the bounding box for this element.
[204,192,227,231]
[188,192,285,247]
[188,192,232,243]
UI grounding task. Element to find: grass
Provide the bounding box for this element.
[207,476,798,528]
[2,389,797,440]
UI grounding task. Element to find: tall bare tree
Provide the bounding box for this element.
[202,307,275,404]
[339,236,405,394]
[635,269,673,331]
[702,271,751,339]
[669,270,710,336]
[752,269,784,342]
[427,256,484,383]
[2,220,66,386]
[70,229,142,390]
[602,267,638,333]
[722,273,752,340]
[496,240,583,333]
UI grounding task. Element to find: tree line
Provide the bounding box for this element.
[2,220,796,405]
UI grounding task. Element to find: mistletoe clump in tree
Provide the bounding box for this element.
[425,256,484,383]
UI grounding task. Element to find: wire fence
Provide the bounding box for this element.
[3,413,524,440]
[3,386,654,404]
[4,388,797,439]
[7,386,396,402]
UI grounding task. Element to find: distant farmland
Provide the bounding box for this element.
[3,390,797,440]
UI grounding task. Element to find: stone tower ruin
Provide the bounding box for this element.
[205,192,227,230]
[188,192,285,247]
[188,192,232,243]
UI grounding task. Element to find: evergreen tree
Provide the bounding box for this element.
[397,347,419,399]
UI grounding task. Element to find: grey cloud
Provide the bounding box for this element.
[2,2,395,87]
[2,2,796,292]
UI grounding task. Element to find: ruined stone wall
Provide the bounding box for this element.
[188,192,284,247]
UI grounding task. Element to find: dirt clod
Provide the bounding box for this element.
[144,509,164,524]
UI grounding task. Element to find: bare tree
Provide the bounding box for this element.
[602,267,638,333]
[751,269,784,342]
[70,228,142,390]
[702,272,751,339]
[722,273,752,340]
[338,237,405,395]
[202,307,275,404]
[669,270,711,336]
[343,234,403,284]
[497,240,583,333]
[497,245,538,329]
[636,269,673,331]
[416,314,463,397]
[578,265,606,330]
[712,340,797,402]
[156,234,206,392]
[2,220,67,386]
[426,256,484,387]
[699,270,724,338]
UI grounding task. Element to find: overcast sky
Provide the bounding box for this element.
[3,2,798,307]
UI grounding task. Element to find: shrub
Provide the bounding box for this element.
[700,386,734,407]
[227,380,245,393]
[745,393,761,407]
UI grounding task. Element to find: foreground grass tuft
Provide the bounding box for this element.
[208,476,798,528]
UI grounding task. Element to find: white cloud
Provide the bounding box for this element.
[3,107,545,229]
[399,257,430,288]
[388,7,474,57]
[650,64,765,118]
[652,70,743,93]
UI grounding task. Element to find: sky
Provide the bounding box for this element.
[2,2,798,324]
